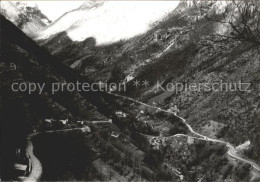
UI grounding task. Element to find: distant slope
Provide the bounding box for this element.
[0,1,51,38]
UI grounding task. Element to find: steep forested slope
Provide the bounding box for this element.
[1,1,260,181]
[39,1,260,166]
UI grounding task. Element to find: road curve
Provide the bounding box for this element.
[23,126,91,182]
[108,92,260,173]
[24,134,42,182]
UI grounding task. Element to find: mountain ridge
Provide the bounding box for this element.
[0,1,51,38]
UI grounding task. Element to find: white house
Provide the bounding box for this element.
[59,119,68,125]
[115,111,127,118]
[111,131,120,138]
[45,119,53,123]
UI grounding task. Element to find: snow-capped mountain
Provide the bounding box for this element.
[0,1,51,37]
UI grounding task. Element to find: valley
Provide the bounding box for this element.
[1,1,260,181]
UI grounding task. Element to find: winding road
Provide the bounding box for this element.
[24,134,42,182]
[23,126,91,182]
[108,92,260,173]
[23,93,260,182]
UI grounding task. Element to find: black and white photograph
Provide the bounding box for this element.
[1,0,260,181]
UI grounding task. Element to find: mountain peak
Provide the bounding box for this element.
[0,1,51,37]
[78,1,105,10]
